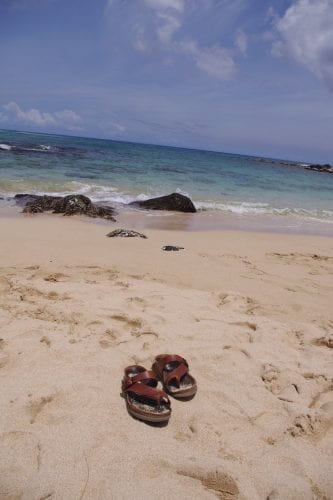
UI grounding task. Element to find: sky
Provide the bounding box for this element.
[0,0,333,163]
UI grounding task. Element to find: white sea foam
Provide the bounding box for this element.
[196,200,333,222]
[196,201,270,214]
[0,142,56,153]
[22,145,54,153]
[1,179,333,224]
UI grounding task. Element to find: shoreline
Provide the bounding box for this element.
[1,202,333,237]
[0,214,332,290]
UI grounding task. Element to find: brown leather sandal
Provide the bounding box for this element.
[152,354,197,399]
[122,365,171,423]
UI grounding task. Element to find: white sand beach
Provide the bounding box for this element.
[0,214,332,499]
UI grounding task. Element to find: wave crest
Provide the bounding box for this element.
[0,142,58,153]
[0,143,12,151]
[196,200,333,222]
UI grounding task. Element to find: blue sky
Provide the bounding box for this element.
[0,0,332,162]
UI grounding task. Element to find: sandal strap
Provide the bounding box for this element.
[165,362,188,387]
[158,354,188,370]
[124,370,158,389]
[125,381,169,404]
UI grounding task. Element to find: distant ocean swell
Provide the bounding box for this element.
[0,142,57,153]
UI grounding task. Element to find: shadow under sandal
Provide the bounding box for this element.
[122,365,171,423]
[153,354,197,399]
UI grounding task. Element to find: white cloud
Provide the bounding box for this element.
[133,26,148,52]
[144,0,185,12]
[107,121,126,132]
[144,0,237,78]
[180,41,236,79]
[1,102,83,130]
[272,0,333,89]
[156,12,181,44]
[144,0,184,46]
[235,29,247,56]
[107,0,238,80]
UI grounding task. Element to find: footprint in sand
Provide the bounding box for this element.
[261,364,332,406]
[0,339,10,369]
[115,281,130,288]
[127,296,147,305]
[87,320,103,327]
[261,364,281,392]
[24,265,40,270]
[28,394,56,424]
[111,313,143,329]
[290,329,305,348]
[174,417,198,442]
[25,306,60,323]
[229,321,257,331]
[121,314,159,347]
[312,335,333,349]
[126,296,147,309]
[131,329,159,340]
[99,329,118,349]
[40,336,51,347]
[286,412,331,440]
[310,388,333,416]
[43,272,68,282]
[217,292,259,315]
[128,354,152,366]
[261,364,302,402]
[0,352,10,370]
[228,321,258,343]
[177,468,239,499]
[0,276,12,294]
[46,291,70,301]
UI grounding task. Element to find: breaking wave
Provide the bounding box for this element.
[1,180,332,224]
[196,200,333,222]
[0,142,60,154]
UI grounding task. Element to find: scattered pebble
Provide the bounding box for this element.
[162,245,184,251]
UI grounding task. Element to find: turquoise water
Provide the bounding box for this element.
[1,129,333,229]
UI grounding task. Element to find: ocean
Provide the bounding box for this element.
[1,129,333,235]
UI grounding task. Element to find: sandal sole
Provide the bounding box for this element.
[126,402,171,423]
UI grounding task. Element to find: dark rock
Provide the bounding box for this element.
[86,204,116,219]
[15,194,42,206]
[22,195,62,213]
[106,229,147,239]
[304,163,333,174]
[52,194,92,215]
[15,193,37,199]
[23,204,44,214]
[162,245,184,251]
[17,193,116,221]
[129,192,196,213]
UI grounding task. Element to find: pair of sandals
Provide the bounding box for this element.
[122,354,197,423]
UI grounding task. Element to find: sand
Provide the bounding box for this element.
[0,214,332,499]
